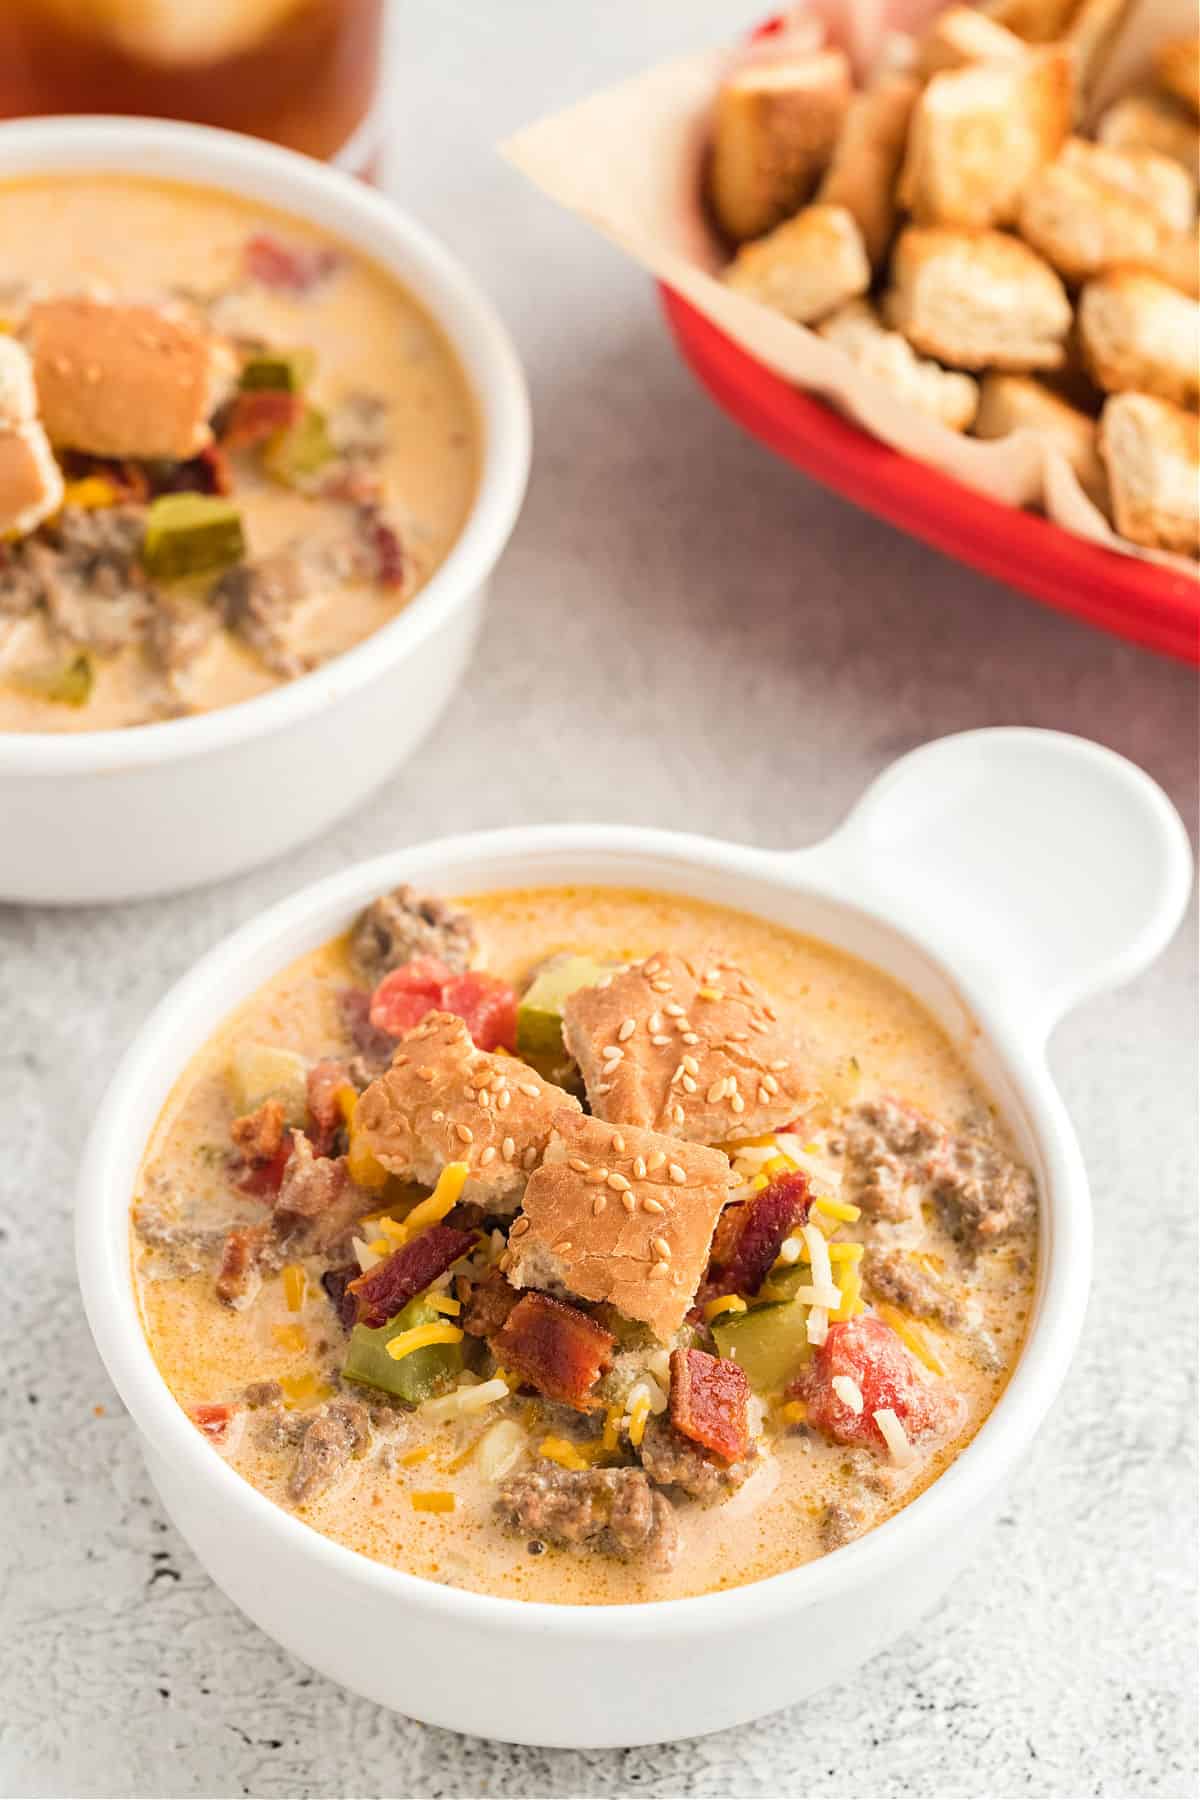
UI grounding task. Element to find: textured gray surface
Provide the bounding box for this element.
[1,4,1197,1797]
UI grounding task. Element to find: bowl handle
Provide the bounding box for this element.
[791,729,1193,1042]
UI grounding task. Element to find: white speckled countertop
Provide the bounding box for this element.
[1,4,1197,1795]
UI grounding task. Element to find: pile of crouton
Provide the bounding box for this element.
[709,4,1200,558]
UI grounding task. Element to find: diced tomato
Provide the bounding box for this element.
[191,1402,232,1444]
[367,960,517,1052]
[792,1314,953,1452]
[237,1132,294,1198]
[243,233,342,293]
[440,972,518,1052]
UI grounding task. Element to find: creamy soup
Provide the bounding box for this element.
[132,886,1037,1605]
[0,175,478,731]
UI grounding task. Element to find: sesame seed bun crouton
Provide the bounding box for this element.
[0,421,64,537]
[723,204,870,324]
[1058,137,1196,232]
[885,227,1072,370]
[1155,36,1199,118]
[1096,91,1200,175]
[1099,392,1200,554]
[506,1111,732,1343]
[1017,152,1200,295]
[28,296,237,461]
[561,950,816,1143]
[817,75,920,268]
[1060,0,1134,104]
[1078,270,1200,408]
[897,49,1073,229]
[707,51,853,243]
[818,300,980,431]
[353,1012,581,1215]
[974,372,1107,505]
[977,0,1080,41]
[915,6,1030,77]
[0,335,39,428]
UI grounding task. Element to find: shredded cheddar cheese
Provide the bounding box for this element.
[780,1400,807,1424]
[410,1491,456,1513]
[384,1322,464,1362]
[876,1303,946,1375]
[627,1393,651,1449]
[281,1264,307,1311]
[270,1322,306,1354]
[814,1196,862,1224]
[703,1293,747,1324]
[538,1436,594,1472]
[826,1241,864,1264]
[399,1445,432,1468]
[427,1293,462,1316]
[401,1162,470,1238]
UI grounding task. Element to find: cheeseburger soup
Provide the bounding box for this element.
[132,885,1038,1604]
[0,175,478,730]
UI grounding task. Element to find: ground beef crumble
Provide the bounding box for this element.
[351,885,478,979]
[495,1467,678,1570]
[637,1413,756,1502]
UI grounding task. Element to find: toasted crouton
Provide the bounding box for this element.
[0,421,64,537]
[1078,270,1200,408]
[0,336,38,428]
[817,75,920,267]
[1058,137,1196,231]
[28,296,237,461]
[1096,91,1200,174]
[507,1112,733,1344]
[1018,152,1200,295]
[897,49,1072,228]
[1156,36,1199,118]
[723,204,870,323]
[916,6,1029,76]
[561,950,816,1144]
[707,51,852,243]
[818,300,980,430]
[352,1012,581,1214]
[885,227,1072,370]
[1099,392,1199,554]
[974,373,1107,504]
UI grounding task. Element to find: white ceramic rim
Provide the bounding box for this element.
[0,115,531,773]
[76,824,1091,1639]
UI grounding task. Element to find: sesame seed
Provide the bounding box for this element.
[670,1063,685,1085]
[725,1030,748,1043]
[740,978,756,996]
[649,979,671,993]
[668,1162,686,1184]
[762,1074,779,1095]
[596,974,613,989]
[480,1146,497,1166]
[681,1032,700,1046]
[456,1123,474,1144]
[393,1055,409,1067]
[643,958,662,976]
[758,1087,771,1104]
[519,1082,541,1098]
[651,1035,671,1047]
[648,1012,663,1033]
[498,1090,512,1109]
[498,1251,512,1273]
[622,1191,637,1213]
[730,1093,745,1114]
[611,1133,626,1154]
[682,1055,700,1076]
[592,1195,607,1216]
[417,1067,435,1082]
[770,1059,789,1071]
[569,1157,589,1173]
[510,1217,530,1237]
[431,1109,444,1123]
[585,1166,609,1185]
[704,968,722,985]
[764,1005,778,1021]
[633,1156,647,1179]
[647,1151,667,1172]
[698,987,721,1001]
[603,1049,623,1067]
[642,1196,665,1214]
[652,1260,670,1278]
[607,1172,631,1191]
[652,1236,671,1260]
[672,1104,685,1126]
[749,1017,769,1035]
[618,1018,637,1042]
[502,1137,516,1161]
[706,1079,726,1103]
[523,1147,538,1168]
[681,1075,697,1093]
[595,1082,613,1096]
[555,1240,573,1254]
[664,1003,685,1018]
[478,1090,491,1108]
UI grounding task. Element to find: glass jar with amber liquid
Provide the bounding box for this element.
[0,1,387,172]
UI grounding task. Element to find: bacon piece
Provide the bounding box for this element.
[191,1402,233,1444]
[461,1267,519,1339]
[236,1133,293,1198]
[492,1292,614,1411]
[791,1314,959,1452]
[362,508,404,588]
[231,1097,287,1162]
[221,388,303,450]
[346,1224,475,1329]
[307,1059,351,1156]
[669,1347,751,1464]
[710,1170,812,1297]
[244,233,342,293]
[216,1223,270,1306]
[322,1262,359,1330]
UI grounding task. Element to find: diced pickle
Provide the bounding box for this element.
[240,348,317,393]
[10,651,94,707]
[142,493,245,580]
[517,953,617,1062]
[262,405,334,484]
[343,1295,462,1405]
[712,1300,811,1395]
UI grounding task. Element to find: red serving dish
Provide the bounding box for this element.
[659,284,1200,664]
